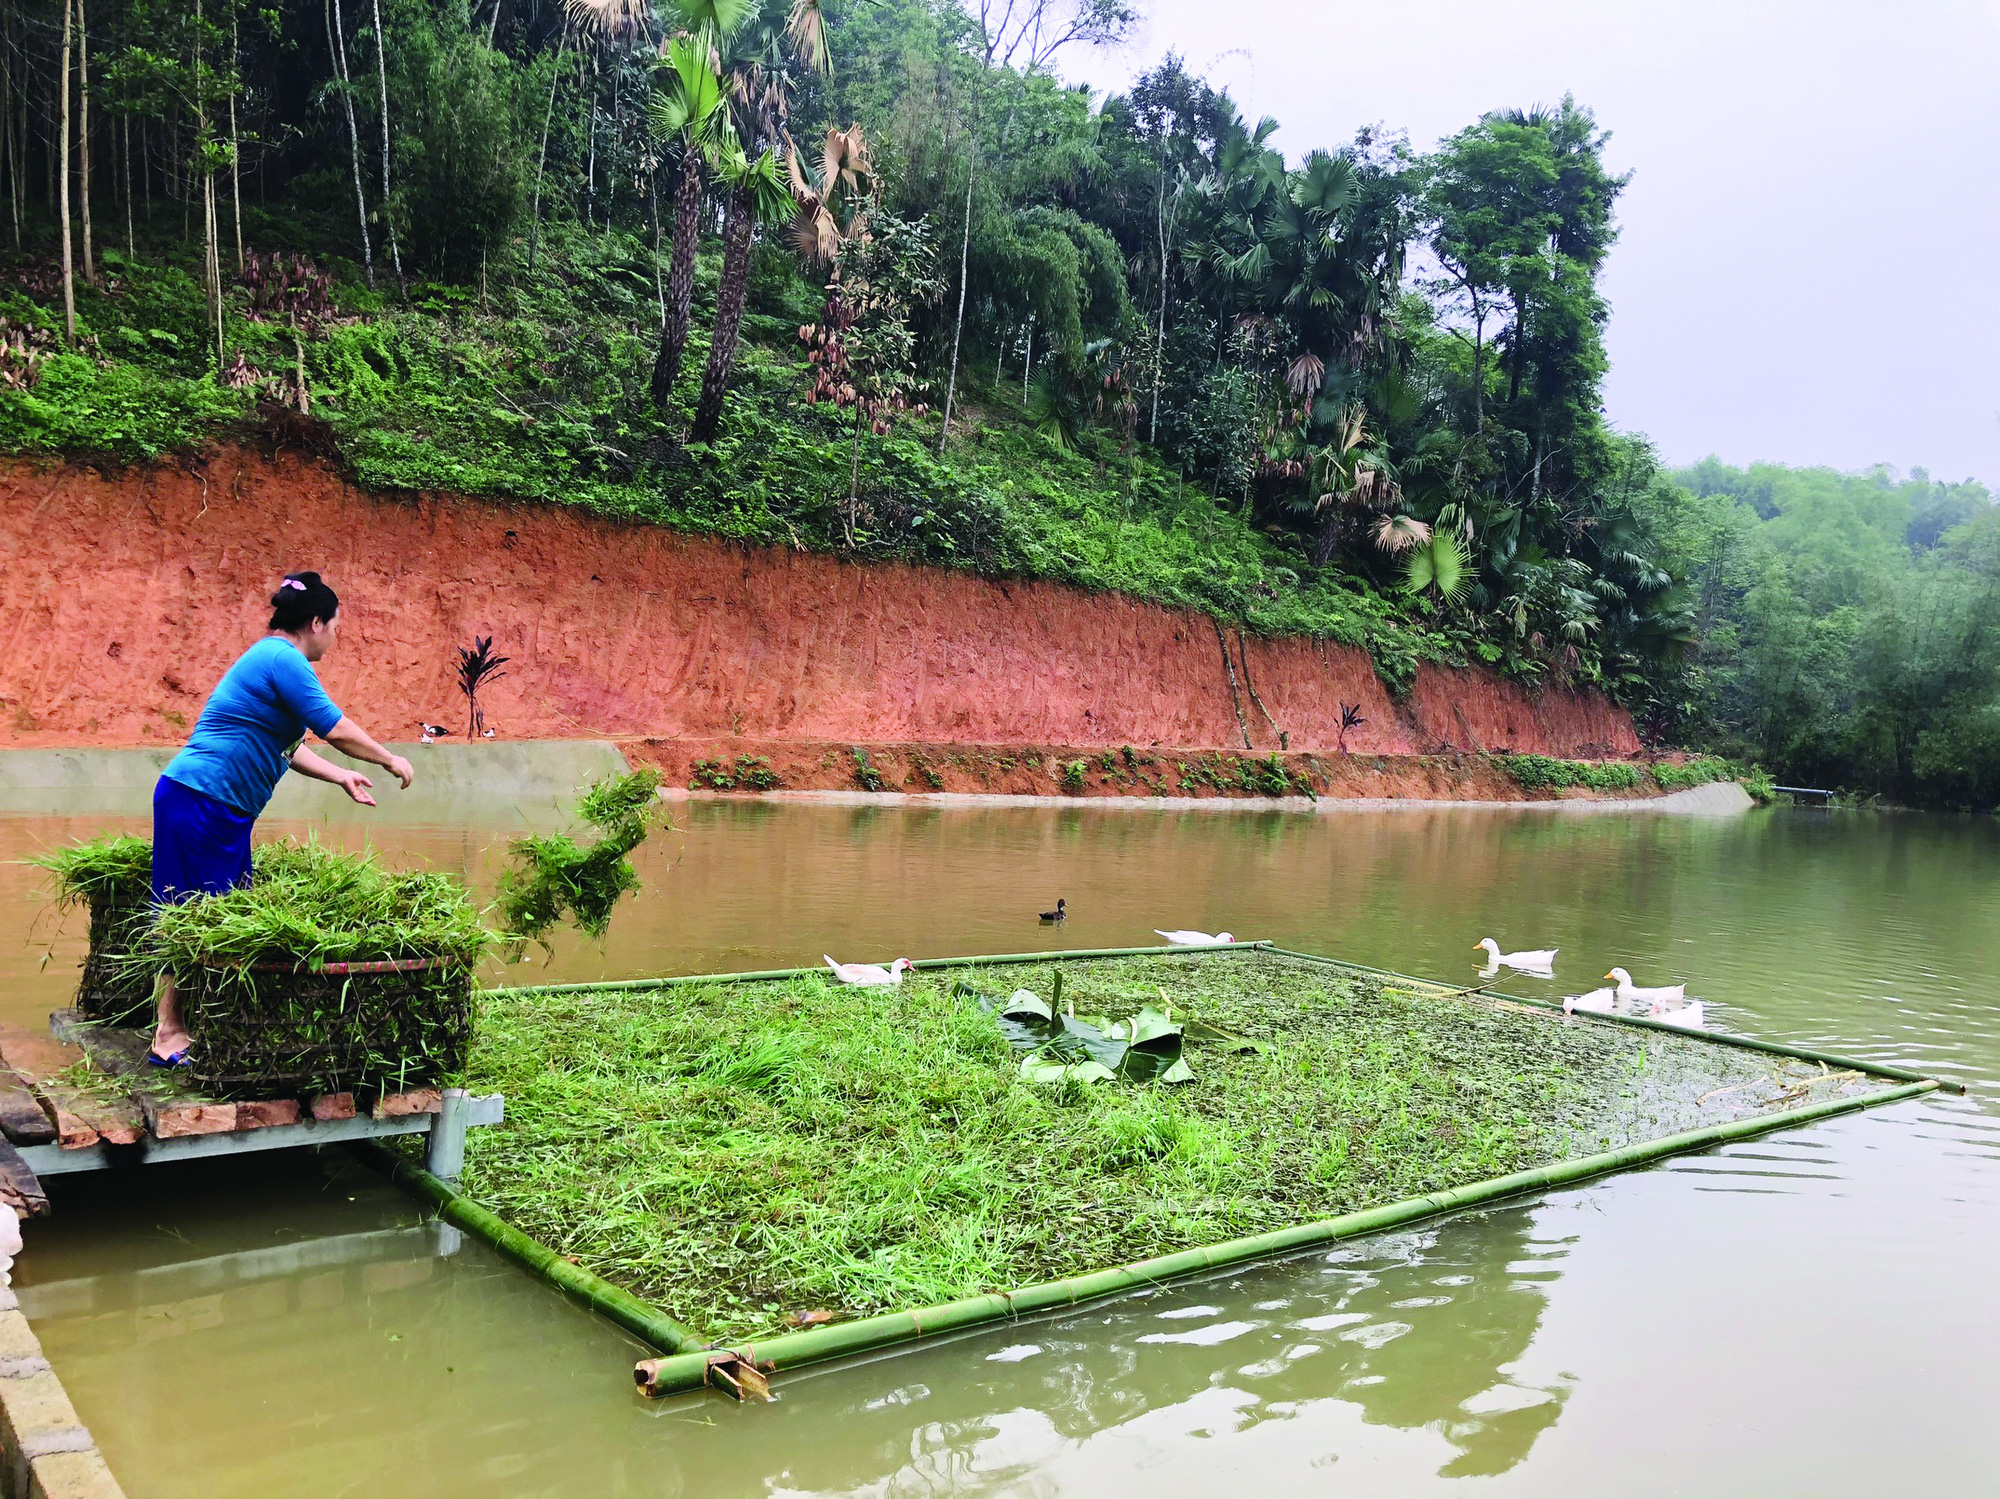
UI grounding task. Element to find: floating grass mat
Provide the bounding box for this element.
[458,946,1915,1369]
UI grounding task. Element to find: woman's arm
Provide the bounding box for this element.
[290,744,379,806]
[321,716,415,790]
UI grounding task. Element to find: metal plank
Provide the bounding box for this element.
[16,1093,507,1176]
[19,1111,433,1175]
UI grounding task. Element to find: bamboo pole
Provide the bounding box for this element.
[351,1141,709,1356]
[493,942,1274,998]
[632,1076,1938,1397]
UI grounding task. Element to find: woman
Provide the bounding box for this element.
[148,572,415,1064]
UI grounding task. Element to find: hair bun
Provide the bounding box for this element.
[267,571,339,631]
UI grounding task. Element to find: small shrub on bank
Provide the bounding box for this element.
[1494,754,1641,793]
[689,755,781,791]
[1651,756,1734,791]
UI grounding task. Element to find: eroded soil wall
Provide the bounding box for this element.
[0,450,1639,762]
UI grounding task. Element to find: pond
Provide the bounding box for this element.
[3,795,1994,1495]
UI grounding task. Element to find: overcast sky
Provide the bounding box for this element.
[1062,0,2000,487]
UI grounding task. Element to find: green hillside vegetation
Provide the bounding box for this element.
[0,0,1990,803]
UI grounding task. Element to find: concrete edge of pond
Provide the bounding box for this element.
[0,741,631,821]
[0,1288,127,1499]
[661,780,1756,816]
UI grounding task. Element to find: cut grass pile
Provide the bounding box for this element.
[28,833,154,906]
[460,950,1852,1343]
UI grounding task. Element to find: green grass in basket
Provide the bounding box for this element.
[27,835,153,907]
[140,837,489,975]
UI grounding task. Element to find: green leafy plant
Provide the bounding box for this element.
[456,636,510,738]
[690,754,782,791]
[850,749,886,792]
[1494,755,1642,792]
[497,769,665,949]
[1060,758,1087,792]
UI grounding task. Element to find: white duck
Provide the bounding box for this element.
[1475,938,1558,972]
[1648,999,1707,1030]
[1154,930,1234,946]
[1606,967,1687,1009]
[1562,987,1617,1016]
[824,956,914,986]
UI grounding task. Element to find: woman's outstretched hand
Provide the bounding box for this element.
[339,770,378,806]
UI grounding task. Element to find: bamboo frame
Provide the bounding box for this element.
[371,942,1955,1401]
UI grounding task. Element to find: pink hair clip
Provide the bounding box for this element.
[281,578,307,591]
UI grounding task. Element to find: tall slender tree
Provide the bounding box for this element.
[58,0,75,342]
[690,145,790,441]
[646,3,742,410]
[368,0,400,284]
[326,0,373,286]
[78,0,95,283]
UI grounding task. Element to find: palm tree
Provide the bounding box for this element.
[647,19,735,408]
[1299,405,1401,563]
[784,124,871,267]
[690,146,793,441]
[686,0,831,439]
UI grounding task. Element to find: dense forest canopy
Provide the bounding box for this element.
[0,0,1991,806]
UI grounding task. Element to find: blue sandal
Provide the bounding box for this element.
[146,1049,191,1068]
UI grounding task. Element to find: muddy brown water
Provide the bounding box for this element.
[2,796,1994,1496]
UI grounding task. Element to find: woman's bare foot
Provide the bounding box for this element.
[150,974,189,1060]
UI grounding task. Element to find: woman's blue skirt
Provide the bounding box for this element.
[152,775,254,905]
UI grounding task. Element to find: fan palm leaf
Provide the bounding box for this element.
[1405,534,1470,600]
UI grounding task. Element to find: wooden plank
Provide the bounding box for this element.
[0,1137,49,1218]
[0,1025,141,1148]
[0,1068,56,1146]
[309,1093,356,1122]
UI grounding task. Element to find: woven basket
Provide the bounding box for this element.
[76,893,156,1027]
[182,957,473,1101]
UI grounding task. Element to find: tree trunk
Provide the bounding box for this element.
[1507,290,1526,405]
[1149,155,1169,445]
[936,139,975,453]
[3,29,18,250]
[848,404,864,509]
[369,0,400,284]
[57,0,74,343]
[77,0,93,284]
[1471,301,1485,434]
[229,18,243,271]
[205,169,224,376]
[648,171,665,327]
[525,30,566,273]
[651,144,702,410]
[691,186,752,444]
[122,113,132,255]
[327,0,373,288]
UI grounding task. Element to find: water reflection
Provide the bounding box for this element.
[735,1208,1570,1494]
